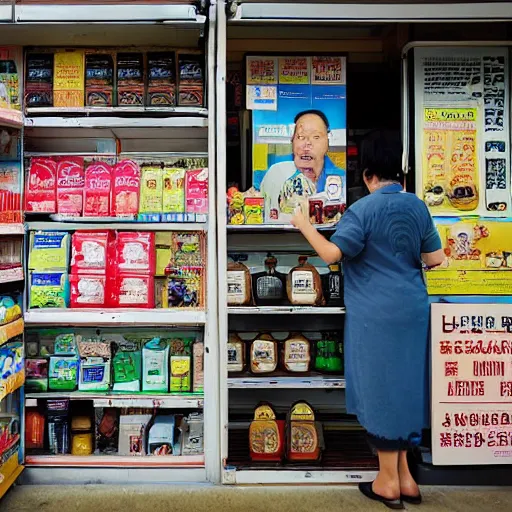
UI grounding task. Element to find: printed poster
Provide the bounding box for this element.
[414,47,510,217]
[426,219,512,295]
[247,55,347,226]
[431,303,512,465]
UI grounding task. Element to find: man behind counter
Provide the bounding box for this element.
[259,109,346,220]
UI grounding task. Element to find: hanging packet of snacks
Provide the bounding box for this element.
[25,157,57,213]
[83,160,112,217]
[56,157,85,216]
[112,159,140,218]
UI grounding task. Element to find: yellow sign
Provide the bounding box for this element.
[278,57,310,85]
[53,50,85,107]
[426,270,512,295]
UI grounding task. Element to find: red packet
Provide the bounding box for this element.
[116,231,155,274]
[185,168,208,214]
[83,161,112,216]
[70,273,107,308]
[57,157,85,216]
[115,273,154,308]
[25,157,57,213]
[113,159,141,217]
[71,231,111,274]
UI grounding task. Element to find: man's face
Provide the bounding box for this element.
[292,113,329,181]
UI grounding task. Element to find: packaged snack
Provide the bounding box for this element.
[53,50,85,107]
[29,271,69,309]
[147,415,175,455]
[71,231,111,274]
[227,332,245,373]
[142,338,169,392]
[70,274,107,308]
[324,263,344,306]
[95,408,119,454]
[227,260,252,306]
[286,401,321,462]
[147,52,176,106]
[56,157,85,216]
[54,333,77,355]
[250,333,278,374]
[25,157,57,213]
[282,332,311,373]
[162,166,185,217]
[83,160,112,216]
[25,358,48,392]
[118,413,152,456]
[116,274,154,308]
[171,232,204,267]
[113,160,140,217]
[112,339,141,392]
[315,333,343,374]
[25,409,45,449]
[25,53,53,107]
[287,256,325,306]
[249,403,284,462]
[116,231,155,274]
[139,165,163,220]
[85,54,114,107]
[71,431,94,455]
[78,339,111,391]
[29,231,70,270]
[180,413,204,455]
[227,187,245,225]
[48,356,78,391]
[117,53,144,106]
[178,54,204,107]
[185,168,208,215]
[169,338,192,393]
[166,267,202,308]
[252,254,286,306]
[192,339,204,393]
[244,196,264,225]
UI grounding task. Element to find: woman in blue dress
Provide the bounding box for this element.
[292,130,444,510]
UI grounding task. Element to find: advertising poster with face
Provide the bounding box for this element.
[247,55,347,225]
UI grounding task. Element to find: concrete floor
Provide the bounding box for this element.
[2,484,512,512]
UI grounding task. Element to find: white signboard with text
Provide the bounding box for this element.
[432,303,512,465]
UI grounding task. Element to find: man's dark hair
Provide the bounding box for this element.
[293,109,330,132]
[360,129,403,182]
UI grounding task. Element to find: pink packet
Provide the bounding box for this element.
[116,231,155,274]
[113,159,141,217]
[83,161,112,217]
[185,168,208,214]
[25,158,57,213]
[70,273,107,308]
[57,157,85,216]
[71,231,112,274]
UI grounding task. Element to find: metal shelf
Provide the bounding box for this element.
[0,267,23,285]
[25,454,204,469]
[24,309,206,327]
[25,392,203,409]
[227,223,336,233]
[228,306,345,315]
[228,375,345,389]
[0,223,24,236]
[26,106,207,117]
[26,220,207,232]
[0,108,22,129]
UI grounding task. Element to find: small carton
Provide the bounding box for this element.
[25,157,57,213]
[112,159,140,217]
[57,157,85,216]
[83,160,112,217]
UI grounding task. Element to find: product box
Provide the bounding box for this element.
[54,333,77,355]
[71,230,111,274]
[142,338,169,392]
[56,157,85,216]
[85,53,114,107]
[115,273,155,308]
[25,53,53,108]
[83,160,112,216]
[25,157,57,213]
[29,231,70,270]
[48,355,78,391]
[112,159,140,217]
[147,52,176,107]
[53,50,85,108]
[118,413,152,456]
[29,271,70,309]
[177,54,204,107]
[185,168,208,215]
[25,358,49,393]
[147,415,175,456]
[116,231,155,274]
[138,165,163,220]
[70,273,108,308]
[79,356,110,391]
[117,53,144,106]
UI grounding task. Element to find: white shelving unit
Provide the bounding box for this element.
[228,376,345,389]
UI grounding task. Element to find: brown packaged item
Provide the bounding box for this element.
[249,402,285,462]
[227,260,252,306]
[286,401,321,463]
[282,332,311,373]
[227,332,245,373]
[287,256,325,306]
[250,333,278,374]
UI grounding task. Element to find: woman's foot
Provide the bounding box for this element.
[398,450,421,502]
[372,470,401,500]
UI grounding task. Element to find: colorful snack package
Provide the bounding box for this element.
[57,157,85,216]
[29,271,70,309]
[177,54,204,107]
[71,231,111,274]
[25,358,49,392]
[70,273,108,308]
[29,231,70,270]
[25,53,53,107]
[112,159,140,217]
[147,52,176,107]
[117,53,144,106]
[112,338,141,392]
[185,168,208,216]
[25,157,57,213]
[116,231,155,274]
[85,53,114,107]
[162,166,185,219]
[138,165,163,221]
[83,160,112,217]
[142,338,169,392]
[115,273,155,308]
[48,356,78,391]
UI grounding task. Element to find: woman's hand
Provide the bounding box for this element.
[291,204,310,232]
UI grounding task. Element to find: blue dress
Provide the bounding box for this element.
[330,183,442,449]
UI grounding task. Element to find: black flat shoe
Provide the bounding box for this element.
[401,493,422,505]
[359,482,404,510]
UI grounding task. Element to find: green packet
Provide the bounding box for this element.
[113,338,142,392]
[29,231,70,271]
[30,272,70,309]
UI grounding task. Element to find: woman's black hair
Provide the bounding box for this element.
[294,109,330,131]
[360,129,403,182]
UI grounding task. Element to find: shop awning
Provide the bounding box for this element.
[230,1,512,23]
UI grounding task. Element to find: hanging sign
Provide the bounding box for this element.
[431,303,512,465]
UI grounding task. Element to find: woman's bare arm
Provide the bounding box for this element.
[422,248,445,268]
